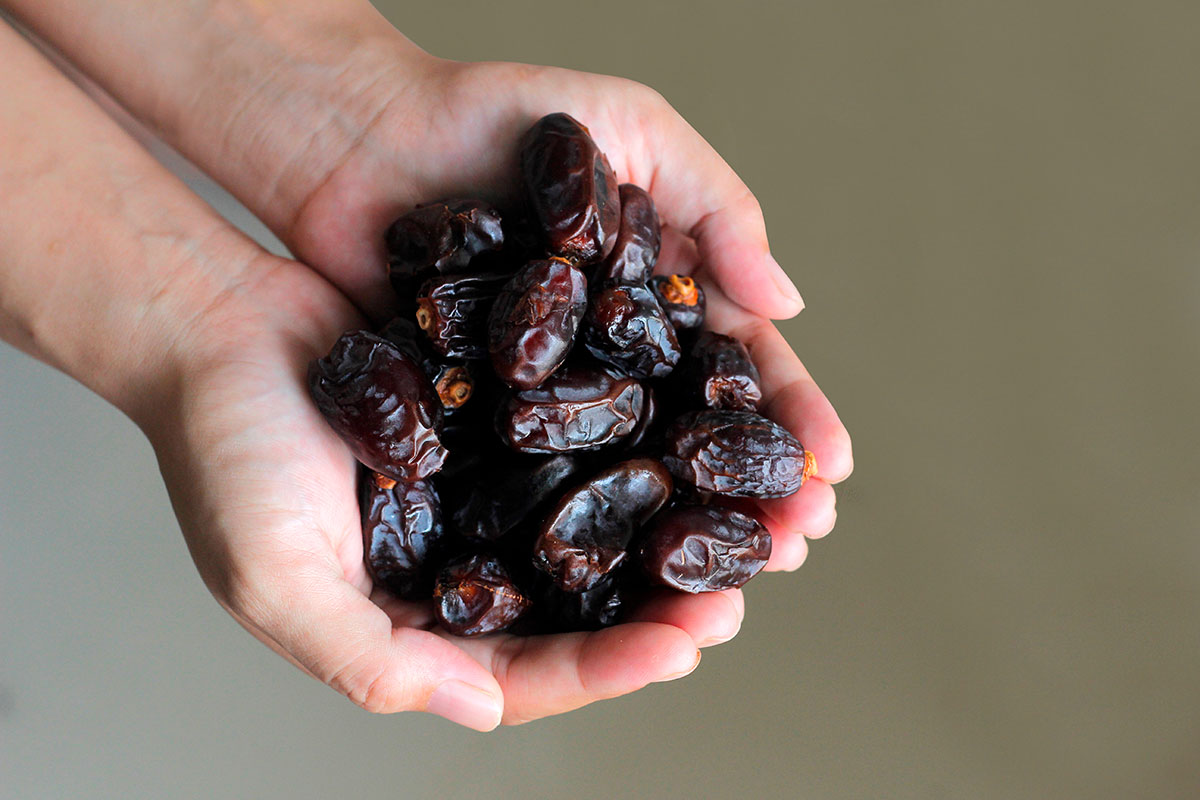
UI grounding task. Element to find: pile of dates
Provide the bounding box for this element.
[308,113,816,637]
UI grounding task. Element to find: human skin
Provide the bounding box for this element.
[0,2,852,730]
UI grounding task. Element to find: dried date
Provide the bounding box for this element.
[687,331,762,411]
[361,472,444,600]
[488,258,588,389]
[452,454,581,541]
[594,184,660,285]
[521,113,620,265]
[533,458,673,592]
[384,199,503,287]
[582,283,681,379]
[433,553,531,636]
[663,410,816,498]
[308,331,446,481]
[497,366,644,453]
[640,505,771,593]
[416,272,509,360]
[651,274,706,332]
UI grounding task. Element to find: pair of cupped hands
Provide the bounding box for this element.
[7,8,850,730]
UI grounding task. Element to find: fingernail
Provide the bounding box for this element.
[767,255,804,311]
[426,680,503,731]
[699,620,742,648]
[653,650,702,683]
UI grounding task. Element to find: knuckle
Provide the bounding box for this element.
[329,656,397,715]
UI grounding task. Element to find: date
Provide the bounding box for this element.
[384,199,504,287]
[452,454,580,541]
[416,272,509,360]
[687,331,762,411]
[651,274,706,332]
[433,553,531,636]
[640,504,771,593]
[497,366,644,453]
[533,458,673,592]
[361,472,444,600]
[487,258,589,389]
[593,184,660,285]
[308,331,446,481]
[538,575,627,631]
[663,409,816,498]
[582,283,681,379]
[521,113,620,265]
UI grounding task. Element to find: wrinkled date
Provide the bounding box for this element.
[497,366,644,453]
[594,184,660,285]
[664,410,817,498]
[452,454,580,541]
[687,331,762,411]
[538,575,628,631]
[488,258,588,389]
[416,272,509,360]
[433,553,531,636]
[582,284,681,379]
[361,472,445,600]
[640,505,771,593]
[385,199,504,287]
[651,274,706,332]
[521,113,620,265]
[534,459,673,592]
[308,331,446,481]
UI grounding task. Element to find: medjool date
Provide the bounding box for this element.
[687,331,762,411]
[361,472,444,600]
[433,553,530,636]
[664,410,816,498]
[488,258,588,389]
[452,454,581,541]
[594,184,660,285]
[416,272,509,359]
[521,113,620,265]
[651,274,706,332]
[640,505,771,593]
[498,366,644,453]
[533,458,673,592]
[308,331,446,481]
[582,283,681,379]
[384,199,503,287]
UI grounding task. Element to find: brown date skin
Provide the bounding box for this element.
[533,458,673,592]
[384,199,503,287]
[537,574,627,631]
[497,366,644,454]
[488,258,588,389]
[663,410,816,498]
[452,454,581,541]
[640,505,771,593]
[361,472,445,600]
[433,553,530,636]
[582,283,681,379]
[593,184,660,285]
[651,274,706,332]
[687,331,763,411]
[377,317,475,414]
[521,113,621,265]
[416,272,509,360]
[308,331,446,481]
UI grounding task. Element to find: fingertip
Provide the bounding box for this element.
[426,678,504,732]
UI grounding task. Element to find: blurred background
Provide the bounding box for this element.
[3,1,1199,797]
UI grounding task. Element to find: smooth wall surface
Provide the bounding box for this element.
[4,2,1199,797]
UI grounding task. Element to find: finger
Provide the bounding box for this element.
[757,476,838,539]
[235,562,504,731]
[703,283,854,484]
[641,106,804,319]
[765,526,810,573]
[454,623,699,725]
[626,588,745,648]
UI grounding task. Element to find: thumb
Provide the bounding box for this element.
[227,565,504,731]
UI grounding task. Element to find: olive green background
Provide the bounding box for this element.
[3,1,1199,797]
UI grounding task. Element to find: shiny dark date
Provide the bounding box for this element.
[488,258,588,389]
[497,366,644,453]
[433,553,530,636]
[582,283,681,379]
[385,199,503,286]
[533,458,673,592]
[361,472,444,600]
[308,331,446,481]
[538,576,627,631]
[640,505,771,593]
[594,184,660,285]
[687,331,762,411]
[651,274,706,332]
[521,113,620,265]
[663,410,816,498]
[452,454,580,541]
[416,272,508,360]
